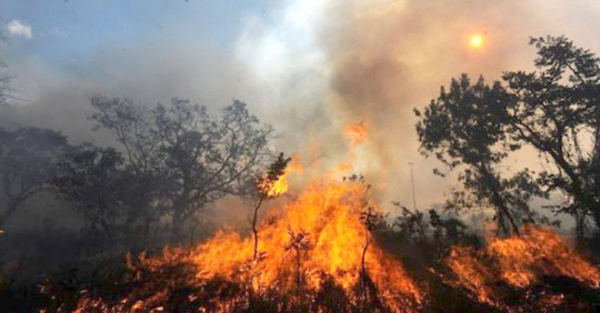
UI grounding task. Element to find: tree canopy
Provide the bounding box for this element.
[88,96,273,242]
[416,36,600,236]
[0,127,68,226]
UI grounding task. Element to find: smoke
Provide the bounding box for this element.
[239,0,600,209]
[2,0,600,212]
[316,0,537,207]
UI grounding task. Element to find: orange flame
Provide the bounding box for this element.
[344,121,369,147]
[76,175,422,311]
[261,156,304,197]
[192,180,421,307]
[445,225,600,307]
[66,123,600,312]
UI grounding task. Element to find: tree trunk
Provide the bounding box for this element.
[295,249,301,311]
[478,162,520,236]
[252,195,265,260]
[360,231,370,308]
[170,209,185,245]
[574,210,586,241]
[588,202,600,236]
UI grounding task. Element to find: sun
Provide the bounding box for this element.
[469,35,484,49]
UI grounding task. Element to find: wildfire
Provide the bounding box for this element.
[192,180,421,309]
[445,225,600,307]
[69,174,422,312]
[62,132,600,312]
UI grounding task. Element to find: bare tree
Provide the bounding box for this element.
[346,175,384,307]
[285,227,312,309]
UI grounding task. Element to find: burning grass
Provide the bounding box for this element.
[444,225,600,310]
[62,180,422,312]
[45,179,600,312]
[33,140,600,312]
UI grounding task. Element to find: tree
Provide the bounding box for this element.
[52,144,153,244]
[392,202,428,243]
[417,36,600,237]
[428,209,466,244]
[502,36,600,236]
[253,152,291,259]
[285,227,312,308]
[89,96,273,242]
[415,75,524,235]
[348,175,384,308]
[0,128,68,227]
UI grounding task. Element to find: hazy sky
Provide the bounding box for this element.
[2,0,600,212]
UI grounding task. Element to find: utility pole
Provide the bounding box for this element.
[408,162,417,211]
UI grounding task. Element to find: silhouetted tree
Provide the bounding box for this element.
[350,175,384,308]
[285,227,312,309]
[52,144,153,243]
[418,36,600,237]
[89,96,273,242]
[0,128,68,227]
[392,202,428,243]
[428,210,466,244]
[0,66,10,107]
[415,76,523,235]
[502,36,600,235]
[253,152,291,259]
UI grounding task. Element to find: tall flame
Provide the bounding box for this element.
[192,180,421,308]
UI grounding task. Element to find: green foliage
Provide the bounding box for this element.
[416,74,512,169]
[390,203,468,247]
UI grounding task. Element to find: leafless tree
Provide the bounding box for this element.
[285,227,312,309]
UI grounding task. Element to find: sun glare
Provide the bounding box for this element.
[470,34,483,48]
